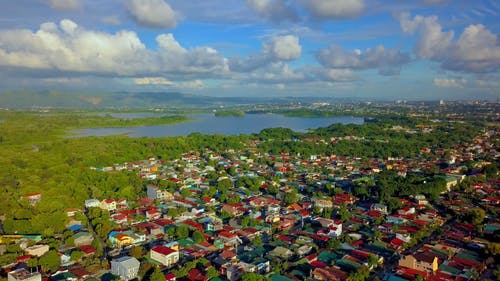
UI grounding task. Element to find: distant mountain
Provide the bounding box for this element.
[0,90,360,109]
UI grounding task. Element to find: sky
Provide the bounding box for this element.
[0,0,499,100]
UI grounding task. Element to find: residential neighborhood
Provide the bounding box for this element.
[1,119,498,281]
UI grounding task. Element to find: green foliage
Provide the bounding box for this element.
[176,225,189,240]
[70,250,84,261]
[464,208,486,226]
[192,230,204,243]
[252,235,264,247]
[241,272,264,281]
[205,267,219,280]
[129,246,144,259]
[214,110,245,117]
[39,250,60,273]
[149,267,166,281]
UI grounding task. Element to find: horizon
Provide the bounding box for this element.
[0,0,499,100]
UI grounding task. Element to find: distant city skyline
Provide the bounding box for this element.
[0,0,498,100]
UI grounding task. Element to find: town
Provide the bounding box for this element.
[1,115,498,281]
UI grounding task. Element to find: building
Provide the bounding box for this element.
[100,199,117,212]
[73,232,94,247]
[20,194,42,206]
[24,244,49,257]
[84,199,100,209]
[111,256,140,280]
[150,245,179,266]
[398,252,439,273]
[146,185,174,201]
[8,269,41,281]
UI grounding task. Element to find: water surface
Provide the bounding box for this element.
[74,113,363,137]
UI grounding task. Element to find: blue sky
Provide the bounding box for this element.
[0,0,498,100]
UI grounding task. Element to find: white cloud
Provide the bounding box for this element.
[304,0,364,19]
[399,13,454,60]
[317,44,409,75]
[134,77,173,85]
[263,35,302,60]
[320,69,357,81]
[246,0,298,22]
[399,13,500,73]
[127,0,177,28]
[230,35,301,72]
[0,20,228,78]
[47,0,81,11]
[433,78,467,88]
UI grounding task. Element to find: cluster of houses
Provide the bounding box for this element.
[2,125,498,281]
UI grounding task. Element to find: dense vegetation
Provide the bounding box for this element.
[214,110,245,117]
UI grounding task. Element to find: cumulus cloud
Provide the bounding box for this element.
[304,0,364,19]
[433,77,467,88]
[399,13,500,73]
[47,0,81,11]
[246,0,298,22]
[0,19,228,79]
[263,35,302,60]
[317,45,410,75]
[230,35,301,72]
[127,0,177,28]
[399,13,454,60]
[248,62,305,83]
[134,77,173,85]
[318,69,357,82]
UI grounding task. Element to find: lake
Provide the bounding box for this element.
[73,113,364,137]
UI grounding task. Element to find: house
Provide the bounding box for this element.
[111,256,140,280]
[370,203,388,214]
[312,267,348,281]
[84,199,100,209]
[414,195,428,207]
[51,271,77,281]
[20,193,42,206]
[314,199,333,210]
[150,246,179,267]
[218,231,242,247]
[147,185,174,201]
[398,251,439,273]
[100,199,117,212]
[8,268,41,281]
[269,246,293,259]
[221,204,243,217]
[24,244,49,257]
[73,232,94,247]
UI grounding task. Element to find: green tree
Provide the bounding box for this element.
[129,246,144,259]
[70,250,84,261]
[205,267,219,280]
[39,250,60,273]
[192,230,204,243]
[252,235,263,247]
[176,225,189,240]
[466,208,486,226]
[338,205,351,222]
[150,267,166,281]
[241,272,264,281]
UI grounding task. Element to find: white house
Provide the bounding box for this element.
[111,256,140,280]
[84,199,100,209]
[150,246,179,267]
